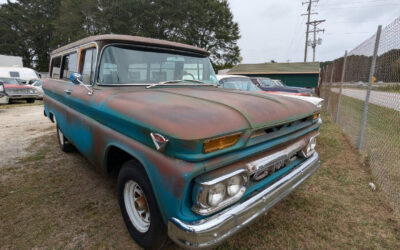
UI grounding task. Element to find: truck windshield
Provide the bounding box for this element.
[98,45,218,85]
[0,77,20,85]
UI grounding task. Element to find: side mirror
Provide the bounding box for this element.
[69,72,94,96]
[70,72,83,85]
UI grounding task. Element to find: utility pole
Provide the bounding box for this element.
[307,19,325,62]
[302,0,318,62]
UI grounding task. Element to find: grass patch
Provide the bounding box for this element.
[335,94,400,211]
[18,146,49,163]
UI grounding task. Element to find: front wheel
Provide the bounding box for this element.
[118,161,167,249]
[26,98,35,103]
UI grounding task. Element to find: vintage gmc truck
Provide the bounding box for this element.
[43,35,321,249]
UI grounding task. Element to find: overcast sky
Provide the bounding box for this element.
[228,0,400,63]
[1,0,399,63]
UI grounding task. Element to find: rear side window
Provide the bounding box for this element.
[81,48,97,85]
[61,53,78,80]
[9,71,20,78]
[51,57,61,79]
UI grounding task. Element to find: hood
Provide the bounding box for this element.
[104,87,316,141]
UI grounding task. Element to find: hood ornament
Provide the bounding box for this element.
[150,132,169,151]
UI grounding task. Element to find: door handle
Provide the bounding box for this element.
[64,90,72,95]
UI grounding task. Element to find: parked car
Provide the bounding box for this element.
[217,75,322,109]
[43,35,321,249]
[0,81,9,104]
[0,66,41,84]
[251,77,313,96]
[0,77,39,103]
[30,79,44,99]
[279,94,324,109]
[217,74,263,92]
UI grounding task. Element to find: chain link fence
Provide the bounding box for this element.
[320,17,400,214]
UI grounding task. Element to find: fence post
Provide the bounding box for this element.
[335,50,347,123]
[326,63,335,112]
[357,25,382,150]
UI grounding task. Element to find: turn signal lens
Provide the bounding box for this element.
[203,133,242,153]
[313,112,320,120]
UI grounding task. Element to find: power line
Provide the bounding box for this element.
[287,14,306,61]
[318,3,400,10]
[318,0,396,7]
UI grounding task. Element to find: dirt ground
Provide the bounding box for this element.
[0,103,399,249]
[0,101,53,170]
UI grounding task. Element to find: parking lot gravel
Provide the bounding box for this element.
[0,104,54,169]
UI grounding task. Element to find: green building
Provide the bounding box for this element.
[227,62,320,88]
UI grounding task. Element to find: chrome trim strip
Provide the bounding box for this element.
[168,152,320,249]
[246,140,306,174]
[198,169,246,186]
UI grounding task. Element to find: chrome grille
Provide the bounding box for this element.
[251,115,314,138]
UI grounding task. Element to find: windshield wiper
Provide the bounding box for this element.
[146,79,216,89]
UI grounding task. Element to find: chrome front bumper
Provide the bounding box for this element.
[8,94,39,100]
[168,152,320,249]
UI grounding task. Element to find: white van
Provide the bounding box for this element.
[0,67,40,84]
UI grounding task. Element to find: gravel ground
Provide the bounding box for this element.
[0,104,54,169]
[332,88,400,111]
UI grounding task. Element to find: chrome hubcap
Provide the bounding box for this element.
[124,180,150,232]
[58,128,64,145]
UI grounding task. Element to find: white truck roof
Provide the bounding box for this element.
[0,67,40,81]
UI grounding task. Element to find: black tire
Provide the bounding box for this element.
[26,98,35,103]
[118,160,168,250]
[56,126,74,152]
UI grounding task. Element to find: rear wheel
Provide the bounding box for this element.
[56,126,74,152]
[26,98,35,103]
[118,160,167,249]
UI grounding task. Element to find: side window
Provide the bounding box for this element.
[51,57,61,79]
[61,53,78,80]
[9,71,20,78]
[81,48,97,85]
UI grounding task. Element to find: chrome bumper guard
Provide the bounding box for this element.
[168,152,320,249]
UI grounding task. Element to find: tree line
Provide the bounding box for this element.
[0,0,241,72]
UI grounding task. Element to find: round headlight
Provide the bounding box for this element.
[302,137,317,157]
[227,175,242,197]
[207,183,226,207]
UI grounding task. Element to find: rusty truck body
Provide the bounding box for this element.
[43,35,321,249]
